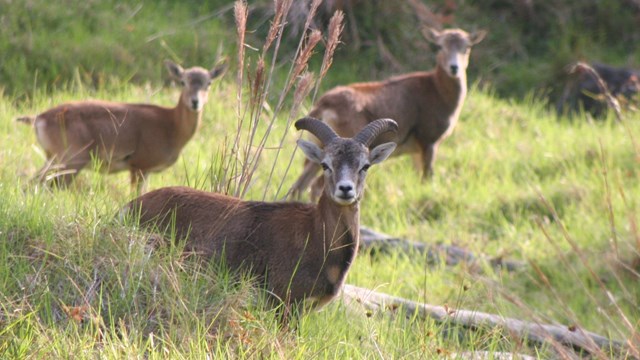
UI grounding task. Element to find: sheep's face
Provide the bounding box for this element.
[426,29,486,79]
[165,61,227,112]
[298,139,396,206]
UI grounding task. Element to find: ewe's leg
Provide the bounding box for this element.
[41,159,87,188]
[420,143,438,180]
[130,169,148,194]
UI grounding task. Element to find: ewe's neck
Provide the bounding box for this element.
[316,193,360,257]
[435,63,467,108]
[173,97,202,145]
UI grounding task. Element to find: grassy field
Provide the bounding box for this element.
[2,75,639,358]
[1,1,640,359]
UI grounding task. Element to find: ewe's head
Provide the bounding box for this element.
[424,28,486,79]
[296,118,397,206]
[165,60,227,112]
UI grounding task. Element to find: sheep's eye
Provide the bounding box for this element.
[321,162,330,171]
[180,80,187,86]
[360,164,371,172]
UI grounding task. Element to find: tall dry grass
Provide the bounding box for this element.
[216,0,344,200]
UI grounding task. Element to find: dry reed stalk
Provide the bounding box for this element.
[250,57,266,117]
[536,193,640,357]
[535,215,618,326]
[230,0,312,198]
[286,30,322,95]
[224,0,250,195]
[237,5,338,198]
[597,142,619,256]
[289,72,315,119]
[302,0,322,35]
[249,71,316,200]
[279,12,344,198]
[305,10,344,105]
[319,10,344,80]
[259,0,293,108]
[244,0,294,187]
[234,0,248,115]
[235,57,267,196]
[220,0,343,199]
[266,72,315,200]
[273,0,321,114]
[263,0,292,53]
[478,277,605,360]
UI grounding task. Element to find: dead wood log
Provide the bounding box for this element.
[359,226,526,272]
[341,284,635,359]
[451,351,537,360]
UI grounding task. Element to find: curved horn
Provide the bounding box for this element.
[294,117,339,144]
[353,118,398,146]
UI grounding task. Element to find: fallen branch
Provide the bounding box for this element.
[450,351,536,360]
[341,284,635,359]
[359,226,525,272]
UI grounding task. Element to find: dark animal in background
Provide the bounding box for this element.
[557,62,640,118]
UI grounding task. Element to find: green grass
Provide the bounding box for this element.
[1,77,639,357]
[0,0,232,99]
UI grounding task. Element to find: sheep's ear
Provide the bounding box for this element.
[470,30,487,45]
[165,60,184,80]
[369,142,397,165]
[422,28,441,44]
[297,139,324,164]
[210,61,228,79]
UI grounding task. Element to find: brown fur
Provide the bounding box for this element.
[289,28,486,200]
[18,60,226,192]
[123,118,398,312]
[128,187,358,308]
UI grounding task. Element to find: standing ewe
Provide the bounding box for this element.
[288,28,486,200]
[17,60,226,192]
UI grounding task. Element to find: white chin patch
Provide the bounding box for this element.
[333,195,356,205]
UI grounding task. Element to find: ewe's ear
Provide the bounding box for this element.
[470,30,487,45]
[369,142,397,165]
[297,139,324,164]
[210,61,228,79]
[165,60,184,80]
[422,28,442,44]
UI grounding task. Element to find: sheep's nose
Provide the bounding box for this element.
[191,99,199,109]
[334,181,357,204]
[450,65,459,75]
[338,184,353,194]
